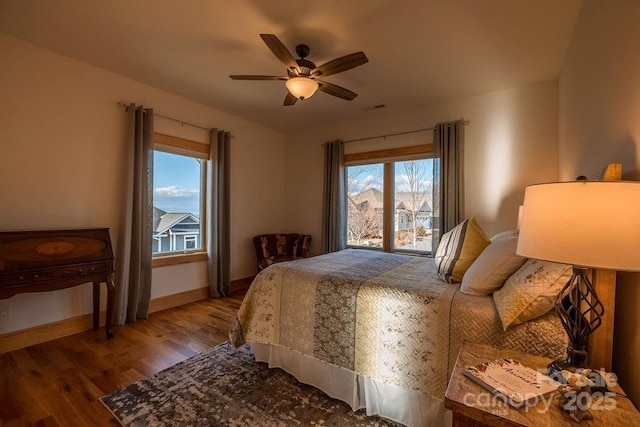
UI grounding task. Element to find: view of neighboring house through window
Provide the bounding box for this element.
[153,149,205,255]
[393,159,434,252]
[346,156,434,254]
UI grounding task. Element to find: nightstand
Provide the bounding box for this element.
[445,342,640,426]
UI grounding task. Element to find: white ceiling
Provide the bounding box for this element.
[0,0,583,133]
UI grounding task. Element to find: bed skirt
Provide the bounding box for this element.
[252,342,452,427]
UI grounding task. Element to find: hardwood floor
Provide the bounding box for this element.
[0,289,246,426]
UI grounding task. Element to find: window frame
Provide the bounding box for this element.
[151,133,209,268]
[344,144,435,255]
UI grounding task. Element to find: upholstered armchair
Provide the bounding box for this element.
[252,233,312,271]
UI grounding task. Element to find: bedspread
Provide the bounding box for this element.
[230,249,459,397]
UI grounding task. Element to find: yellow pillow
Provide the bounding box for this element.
[493,259,572,330]
[435,217,490,283]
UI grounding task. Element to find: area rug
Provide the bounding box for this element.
[100,342,398,426]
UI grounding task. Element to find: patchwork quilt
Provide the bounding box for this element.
[229,249,566,399]
[230,249,458,397]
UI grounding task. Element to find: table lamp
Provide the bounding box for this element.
[516,180,640,374]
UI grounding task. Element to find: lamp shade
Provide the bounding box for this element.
[285,77,319,100]
[517,181,640,271]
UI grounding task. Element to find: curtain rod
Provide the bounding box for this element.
[343,119,470,144]
[117,101,212,132]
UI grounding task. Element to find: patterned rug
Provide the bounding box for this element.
[100,342,398,426]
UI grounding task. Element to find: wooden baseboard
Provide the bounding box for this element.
[148,287,210,313]
[0,277,255,355]
[231,276,255,291]
[0,311,108,355]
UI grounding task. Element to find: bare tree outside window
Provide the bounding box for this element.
[347,164,384,247]
[394,159,433,252]
[346,158,434,254]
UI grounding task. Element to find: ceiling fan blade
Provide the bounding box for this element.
[317,81,358,101]
[312,52,368,77]
[229,75,287,80]
[284,92,298,106]
[260,34,300,72]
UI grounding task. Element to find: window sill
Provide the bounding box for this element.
[152,251,208,268]
[346,246,432,257]
[392,249,432,257]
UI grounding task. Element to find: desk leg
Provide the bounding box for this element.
[105,273,115,339]
[92,282,100,330]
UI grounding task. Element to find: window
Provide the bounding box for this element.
[347,164,384,248]
[345,145,436,255]
[184,235,197,250]
[152,133,209,259]
[393,159,434,253]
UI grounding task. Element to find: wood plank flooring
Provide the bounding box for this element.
[0,289,246,426]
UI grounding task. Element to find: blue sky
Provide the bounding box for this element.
[154,155,434,217]
[154,151,201,216]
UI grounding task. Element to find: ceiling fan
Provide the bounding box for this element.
[230,34,368,106]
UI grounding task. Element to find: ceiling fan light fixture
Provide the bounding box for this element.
[231,34,367,105]
[285,77,318,100]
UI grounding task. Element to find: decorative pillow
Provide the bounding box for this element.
[493,259,572,331]
[435,217,491,283]
[460,230,526,296]
[490,229,518,242]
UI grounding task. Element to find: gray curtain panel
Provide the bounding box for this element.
[207,129,231,298]
[322,140,347,253]
[113,104,154,324]
[432,120,465,253]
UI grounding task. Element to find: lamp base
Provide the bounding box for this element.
[547,343,588,376]
[548,267,608,391]
[547,347,608,393]
[548,359,580,377]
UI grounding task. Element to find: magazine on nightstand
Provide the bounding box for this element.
[463,358,561,408]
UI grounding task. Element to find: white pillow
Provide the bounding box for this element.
[490,229,519,242]
[493,259,572,331]
[460,230,526,296]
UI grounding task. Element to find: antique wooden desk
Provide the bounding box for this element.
[0,228,115,339]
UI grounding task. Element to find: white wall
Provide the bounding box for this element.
[559,0,640,406]
[285,80,560,253]
[0,33,286,334]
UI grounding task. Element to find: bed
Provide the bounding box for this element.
[229,249,572,426]
[229,164,621,426]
